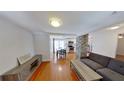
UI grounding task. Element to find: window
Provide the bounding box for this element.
[54,39,65,52]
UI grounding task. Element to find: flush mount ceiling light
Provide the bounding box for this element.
[49,17,62,27]
[109,26,120,30]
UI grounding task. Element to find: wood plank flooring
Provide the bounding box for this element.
[116,55,124,61]
[29,53,79,81]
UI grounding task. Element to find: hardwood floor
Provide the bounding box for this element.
[29,53,79,81]
[116,55,124,61]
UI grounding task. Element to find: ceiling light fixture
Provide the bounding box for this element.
[118,34,124,39]
[109,26,120,30]
[49,17,62,27]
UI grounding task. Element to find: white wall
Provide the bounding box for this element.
[116,38,124,55]
[33,32,50,61]
[89,27,124,58]
[0,17,34,75]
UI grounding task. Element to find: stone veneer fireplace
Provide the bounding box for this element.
[76,34,89,59]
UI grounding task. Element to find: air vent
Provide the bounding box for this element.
[112,11,117,15]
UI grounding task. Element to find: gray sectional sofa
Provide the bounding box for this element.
[81,53,124,81]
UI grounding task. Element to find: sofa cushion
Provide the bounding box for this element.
[81,58,104,71]
[107,59,124,75]
[96,68,124,81]
[0,76,2,81]
[88,53,110,67]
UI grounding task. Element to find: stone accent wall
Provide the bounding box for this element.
[76,34,89,59]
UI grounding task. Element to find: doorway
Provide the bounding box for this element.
[50,35,76,62]
[116,33,124,61]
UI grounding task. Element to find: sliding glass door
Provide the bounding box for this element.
[54,39,65,52]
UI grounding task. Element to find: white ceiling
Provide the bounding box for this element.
[1,11,124,36]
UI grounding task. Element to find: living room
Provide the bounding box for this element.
[0,11,124,81]
[1,1,124,93]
